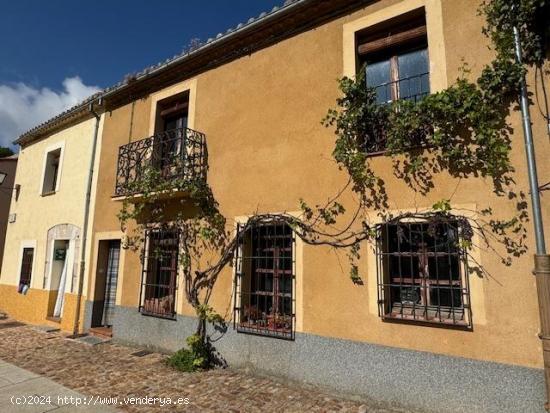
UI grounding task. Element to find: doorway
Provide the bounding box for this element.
[47,239,71,320]
[91,240,120,330]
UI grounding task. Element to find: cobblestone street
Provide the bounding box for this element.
[0,318,411,412]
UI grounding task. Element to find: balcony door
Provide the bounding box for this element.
[156,93,189,177]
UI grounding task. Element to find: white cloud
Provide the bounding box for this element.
[0,77,101,148]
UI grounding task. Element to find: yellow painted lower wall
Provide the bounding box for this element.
[60,292,87,333]
[0,284,86,332]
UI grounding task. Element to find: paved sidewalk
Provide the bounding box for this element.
[0,360,119,412]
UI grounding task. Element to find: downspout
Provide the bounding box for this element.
[513,26,550,411]
[72,97,103,335]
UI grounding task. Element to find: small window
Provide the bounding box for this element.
[41,148,61,195]
[357,10,430,105]
[234,222,295,339]
[19,248,34,290]
[140,229,179,319]
[376,217,472,328]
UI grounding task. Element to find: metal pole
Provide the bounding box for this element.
[514,25,550,411]
[72,98,102,335]
[514,27,546,254]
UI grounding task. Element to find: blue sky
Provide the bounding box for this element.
[0,0,281,147]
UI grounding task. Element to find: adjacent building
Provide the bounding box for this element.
[0,154,18,271]
[1,1,549,412]
[0,102,103,332]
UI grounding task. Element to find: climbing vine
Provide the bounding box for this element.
[118,0,548,371]
[481,0,549,66]
[319,0,548,271]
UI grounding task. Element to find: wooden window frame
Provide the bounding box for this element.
[357,11,430,104]
[358,25,427,56]
[40,145,63,196]
[154,91,190,134]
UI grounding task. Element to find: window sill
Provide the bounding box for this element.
[41,191,57,197]
[363,143,429,158]
[381,313,471,330]
[236,322,294,340]
[139,308,177,321]
[112,187,192,203]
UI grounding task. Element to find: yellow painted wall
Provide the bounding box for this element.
[0,285,86,332]
[89,0,550,368]
[0,117,103,331]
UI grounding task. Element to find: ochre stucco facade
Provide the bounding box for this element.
[84,0,550,372]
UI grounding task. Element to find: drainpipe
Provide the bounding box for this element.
[513,26,550,411]
[72,97,103,335]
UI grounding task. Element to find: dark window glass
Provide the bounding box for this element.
[366,59,392,104]
[397,48,430,101]
[163,114,188,132]
[366,46,429,104]
[19,248,34,288]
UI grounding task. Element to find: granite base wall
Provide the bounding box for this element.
[110,305,545,413]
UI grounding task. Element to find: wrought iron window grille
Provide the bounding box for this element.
[376,217,472,329]
[139,228,180,320]
[233,221,296,340]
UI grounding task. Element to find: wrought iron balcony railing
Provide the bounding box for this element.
[115,127,207,197]
[363,72,431,154]
[371,72,430,106]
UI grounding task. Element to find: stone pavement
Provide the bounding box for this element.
[0,318,413,412]
[0,359,119,412]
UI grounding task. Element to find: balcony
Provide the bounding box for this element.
[114,127,207,198]
[364,72,430,155]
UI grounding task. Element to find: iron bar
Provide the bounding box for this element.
[376,218,471,328]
